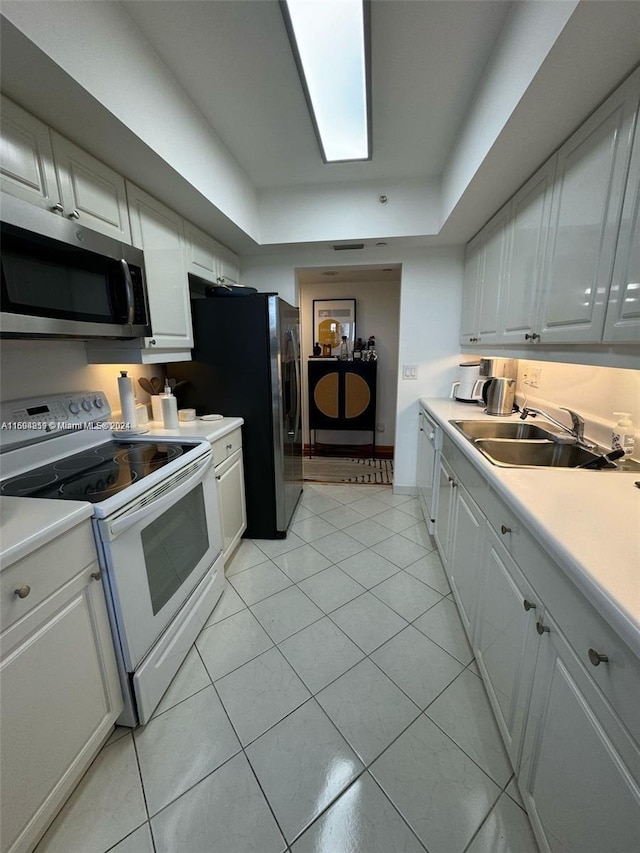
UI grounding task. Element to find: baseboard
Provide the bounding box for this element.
[393,484,418,496]
[304,443,394,460]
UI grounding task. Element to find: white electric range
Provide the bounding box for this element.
[0,391,224,726]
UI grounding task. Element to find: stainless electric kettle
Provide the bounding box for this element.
[482,377,516,416]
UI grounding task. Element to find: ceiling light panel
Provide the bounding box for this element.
[281,0,371,163]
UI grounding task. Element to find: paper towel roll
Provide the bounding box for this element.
[118,371,137,429]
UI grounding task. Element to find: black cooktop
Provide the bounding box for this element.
[1,440,199,503]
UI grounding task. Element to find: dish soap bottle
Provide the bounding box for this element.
[612,412,635,456]
[161,382,179,429]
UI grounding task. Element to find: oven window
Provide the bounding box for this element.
[141,484,209,615]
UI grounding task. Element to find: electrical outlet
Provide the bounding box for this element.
[402,364,418,380]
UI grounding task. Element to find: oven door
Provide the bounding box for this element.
[97,451,222,672]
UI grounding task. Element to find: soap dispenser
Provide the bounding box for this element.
[612,412,635,456]
[161,382,179,429]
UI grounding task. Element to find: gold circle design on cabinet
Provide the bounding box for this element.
[314,372,339,418]
[345,373,371,418]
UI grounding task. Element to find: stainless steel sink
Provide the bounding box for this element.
[449,419,640,470]
[473,439,598,468]
[452,420,565,441]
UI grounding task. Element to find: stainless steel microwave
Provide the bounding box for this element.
[1,195,150,339]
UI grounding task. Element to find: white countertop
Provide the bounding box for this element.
[420,398,640,656]
[144,416,243,449]
[0,497,93,570]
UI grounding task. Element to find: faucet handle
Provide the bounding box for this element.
[559,407,584,436]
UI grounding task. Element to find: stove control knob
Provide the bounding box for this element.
[94,397,104,409]
[82,400,92,412]
[69,401,81,415]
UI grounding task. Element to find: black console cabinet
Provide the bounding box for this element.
[308,360,377,457]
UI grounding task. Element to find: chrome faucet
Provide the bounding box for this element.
[519,406,596,449]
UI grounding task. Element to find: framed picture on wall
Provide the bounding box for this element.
[312,298,356,356]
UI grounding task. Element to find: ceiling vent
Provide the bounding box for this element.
[332,243,365,251]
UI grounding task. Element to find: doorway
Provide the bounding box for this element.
[297,265,401,485]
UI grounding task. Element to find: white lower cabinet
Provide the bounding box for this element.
[474,525,541,766]
[519,611,640,853]
[433,456,455,568]
[447,483,484,639]
[215,448,247,563]
[0,522,122,853]
[434,438,640,853]
[212,428,247,564]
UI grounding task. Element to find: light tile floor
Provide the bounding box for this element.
[35,483,540,853]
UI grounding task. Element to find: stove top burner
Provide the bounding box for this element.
[1,440,200,504]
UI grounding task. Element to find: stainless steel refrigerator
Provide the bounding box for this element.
[168,289,303,539]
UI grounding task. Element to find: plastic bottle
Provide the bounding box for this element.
[117,371,137,430]
[161,382,179,429]
[612,412,635,456]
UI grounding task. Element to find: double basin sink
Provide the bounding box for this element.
[450,420,638,471]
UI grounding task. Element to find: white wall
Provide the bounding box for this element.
[299,278,400,448]
[240,245,465,489]
[516,359,640,457]
[0,340,163,417]
[259,177,441,245]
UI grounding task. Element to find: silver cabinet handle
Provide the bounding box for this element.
[525,333,540,341]
[14,585,31,599]
[226,443,233,451]
[68,209,80,220]
[536,620,550,635]
[501,525,512,534]
[90,571,102,581]
[523,599,537,611]
[51,202,64,213]
[588,648,608,667]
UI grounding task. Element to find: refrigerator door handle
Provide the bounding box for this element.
[291,327,301,442]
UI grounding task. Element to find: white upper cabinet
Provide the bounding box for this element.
[0,97,131,243]
[537,72,639,344]
[499,157,556,345]
[603,106,640,342]
[0,96,58,209]
[50,132,131,242]
[459,234,484,345]
[476,204,510,345]
[184,221,239,287]
[126,182,193,352]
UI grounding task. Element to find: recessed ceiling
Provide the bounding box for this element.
[121,0,511,189]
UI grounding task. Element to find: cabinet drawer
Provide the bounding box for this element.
[1,522,97,633]
[212,427,243,466]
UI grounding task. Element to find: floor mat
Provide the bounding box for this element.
[303,457,393,484]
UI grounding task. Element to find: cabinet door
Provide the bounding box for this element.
[0,96,59,210]
[474,527,540,766]
[216,245,239,285]
[538,71,639,343]
[0,564,122,853]
[50,131,131,242]
[477,204,511,345]
[434,457,455,570]
[416,411,431,523]
[499,157,556,345]
[459,234,484,345]
[447,483,484,640]
[519,611,640,853]
[603,109,640,342]
[127,182,194,351]
[184,220,220,284]
[216,449,247,563]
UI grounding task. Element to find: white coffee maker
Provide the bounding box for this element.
[450,362,485,403]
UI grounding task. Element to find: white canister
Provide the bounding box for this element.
[178,408,196,422]
[151,395,164,423]
[135,401,149,427]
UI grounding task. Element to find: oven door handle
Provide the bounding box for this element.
[108,454,212,539]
